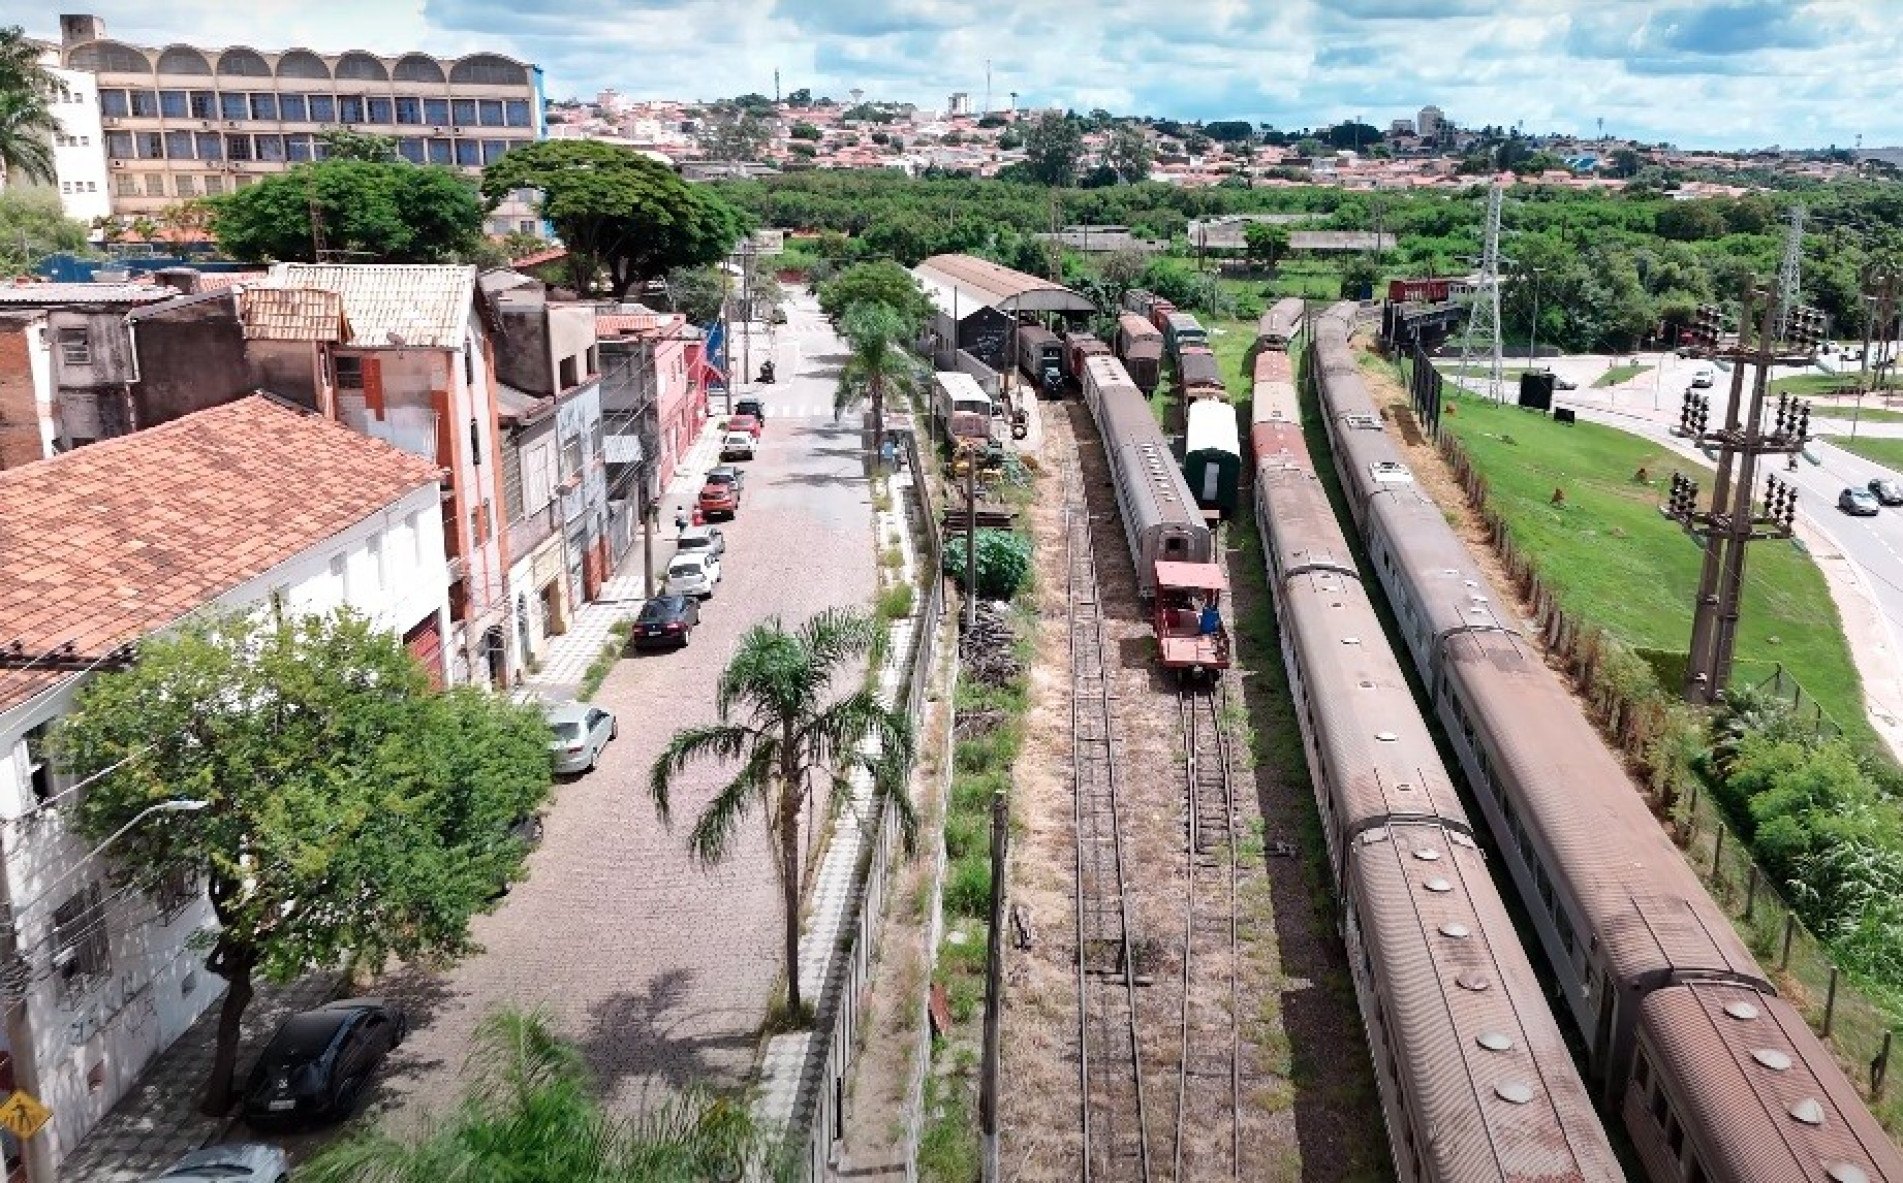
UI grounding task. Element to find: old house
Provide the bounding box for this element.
[0,283,170,461]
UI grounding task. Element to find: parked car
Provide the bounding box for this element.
[734,396,767,421]
[706,463,746,492]
[633,594,701,649]
[1870,478,1903,506]
[666,551,722,599]
[147,1144,289,1183]
[1553,374,1577,391]
[1691,364,1716,388]
[699,472,742,519]
[242,999,407,1128]
[1840,487,1882,517]
[727,412,763,439]
[675,524,725,561]
[544,700,617,775]
[721,431,756,461]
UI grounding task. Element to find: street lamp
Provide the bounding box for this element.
[12,799,209,923]
[1523,265,1542,367]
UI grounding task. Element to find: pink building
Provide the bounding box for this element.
[596,313,712,491]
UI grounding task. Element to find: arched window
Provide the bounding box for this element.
[448,55,527,87]
[216,48,271,77]
[155,47,211,75]
[392,54,445,83]
[276,50,330,80]
[335,53,389,82]
[66,41,152,73]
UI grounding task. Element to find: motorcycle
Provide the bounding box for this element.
[757,361,776,384]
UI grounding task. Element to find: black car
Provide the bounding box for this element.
[734,396,767,421]
[1870,478,1903,507]
[242,999,406,1127]
[633,595,701,649]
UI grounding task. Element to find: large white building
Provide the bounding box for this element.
[0,395,448,1180]
[34,13,546,235]
[42,66,110,222]
[1418,104,1446,141]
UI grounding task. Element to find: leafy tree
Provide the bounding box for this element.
[996,127,1023,151]
[701,108,771,162]
[790,122,821,141]
[1654,200,1730,242]
[1324,121,1382,150]
[1086,108,1115,130]
[1294,137,1327,158]
[786,87,812,108]
[729,92,776,115]
[1243,221,1290,271]
[1607,147,1644,178]
[1340,254,1380,299]
[1203,120,1256,143]
[650,610,913,1018]
[1184,132,1212,156]
[0,27,57,186]
[481,141,745,298]
[315,128,402,163]
[303,1008,791,1183]
[816,259,933,332]
[210,160,484,263]
[976,114,1007,129]
[1022,111,1084,187]
[943,529,1032,599]
[834,302,923,462]
[1099,248,1148,291]
[0,191,92,273]
[663,264,727,324]
[1103,123,1152,184]
[54,611,551,1115]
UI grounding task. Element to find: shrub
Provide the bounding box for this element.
[944,852,991,917]
[943,529,1032,600]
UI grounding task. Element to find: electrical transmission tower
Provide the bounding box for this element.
[1458,182,1506,400]
[1776,203,1805,337]
[1666,287,1826,704]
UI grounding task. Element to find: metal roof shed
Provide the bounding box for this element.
[912,254,1096,316]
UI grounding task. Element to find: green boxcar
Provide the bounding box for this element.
[1183,399,1241,519]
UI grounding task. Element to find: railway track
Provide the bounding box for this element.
[1066,444,1152,1183]
[1173,681,1241,1182]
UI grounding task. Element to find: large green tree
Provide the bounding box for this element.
[1103,123,1153,184]
[815,259,933,333]
[304,1008,789,1182]
[1022,111,1084,187]
[481,141,745,298]
[0,191,91,273]
[833,302,924,462]
[650,609,913,1018]
[209,160,484,263]
[1243,221,1290,271]
[0,26,57,186]
[54,611,551,1115]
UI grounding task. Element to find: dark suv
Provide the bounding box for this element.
[734,396,766,421]
[633,595,701,649]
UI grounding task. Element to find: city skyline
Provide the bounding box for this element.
[22,1,1900,150]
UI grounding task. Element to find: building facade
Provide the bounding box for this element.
[43,13,545,232]
[0,396,447,1181]
[44,66,110,223]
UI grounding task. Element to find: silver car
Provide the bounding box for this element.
[147,1143,289,1183]
[545,701,616,775]
[676,524,726,561]
[665,551,722,599]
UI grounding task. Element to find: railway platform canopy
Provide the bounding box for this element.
[912,254,1097,319]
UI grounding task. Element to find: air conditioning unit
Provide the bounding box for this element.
[224,120,240,129]
[201,120,213,129]
[110,160,124,169]
[102,116,118,126]
[450,126,462,133]
[431,126,444,134]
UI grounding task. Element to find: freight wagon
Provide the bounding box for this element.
[1183,398,1240,520]
[1115,314,1163,394]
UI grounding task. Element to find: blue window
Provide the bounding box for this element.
[104,130,133,158]
[454,139,481,167]
[478,99,504,126]
[128,89,159,117]
[451,98,477,127]
[254,134,285,161]
[398,136,425,163]
[482,139,510,165]
[424,98,449,126]
[308,94,335,122]
[165,130,196,159]
[338,96,364,123]
[136,131,165,159]
[249,92,277,120]
[99,89,129,117]
[394,97,422,124]
[195,132,223,160]
[368,97,393,124]
[226,134,253,161]
[279,93,307,122]
[220,92,248,120]
[159,90,188,118]
[427,138,453,164]
[286,133,314,162]
[504,99,531,127]
[188,90,216,118]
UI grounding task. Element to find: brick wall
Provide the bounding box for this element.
[0,322,46,471]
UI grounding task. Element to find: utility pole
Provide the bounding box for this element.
[978,787,1008,1181]
[1853,268,1896,440]
[1669,286,1821,704]
[1458,182,1506,400]
[1775,203,1806,338]
[739,238,754,409]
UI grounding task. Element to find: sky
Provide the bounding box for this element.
[20,0,1901,150]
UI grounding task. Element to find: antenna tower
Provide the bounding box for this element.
[1459,182,1506,401]
[1776,203,1805,337]
[984,60,991,115]
[774,69,780,104]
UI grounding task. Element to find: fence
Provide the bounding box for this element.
[1752,662,1845,742]
[778,428,948,1180]
[1437,430,1903,1129]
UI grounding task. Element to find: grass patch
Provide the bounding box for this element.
[1831,436,1903,472]
[1771,372,1903,397]
[1441,394,1869,739]
[917,1052,979,1182]
[1437,363,1531,380]
[1593,363,1653,387]
[875,581,916,623]
[578,620,636,698]
[943,850,991,918]
[1809,405,1903,425]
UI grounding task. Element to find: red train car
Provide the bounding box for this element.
[1147,298,1178,336]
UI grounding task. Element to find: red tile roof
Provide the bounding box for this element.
[0,396,444,713]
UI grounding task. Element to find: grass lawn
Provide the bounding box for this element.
[1441,394,1869,738]
[1437,363,1531,380]
[1770,372,1903,396]
[1206,316,1255,403]
[1832,436,1903,472]
[1593,363,1653,387]
[1809,405,1903,424]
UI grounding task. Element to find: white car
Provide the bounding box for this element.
[544,700,617,776]
[666,551,722,598]
[147,1144,289,1183]
[1690,364,1716,388]
[721,430,756,461]
[675,523,726,561]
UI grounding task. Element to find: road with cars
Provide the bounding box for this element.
[335,291,880,1128]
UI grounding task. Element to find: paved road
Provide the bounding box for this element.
[346,292,877,1129]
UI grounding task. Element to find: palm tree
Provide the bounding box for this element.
[0,27,57,187]
[650,608,914,1018]
[301,1008,788,1182]
[834,302,922,467]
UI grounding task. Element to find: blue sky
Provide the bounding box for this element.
[30,0,1897,149]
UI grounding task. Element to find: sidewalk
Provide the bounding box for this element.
[516,414,728,704]
[59,973,341,1183]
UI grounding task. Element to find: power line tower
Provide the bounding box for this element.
[1775,203,1805,337]
[1458,181,1506,400]
[1666,286,1825,704]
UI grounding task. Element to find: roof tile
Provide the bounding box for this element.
[262,263,476,349]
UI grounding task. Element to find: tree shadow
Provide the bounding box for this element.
[573,967,760,1099]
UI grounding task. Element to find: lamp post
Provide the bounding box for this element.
[1524,265,1542,367]
[12,799,209,924]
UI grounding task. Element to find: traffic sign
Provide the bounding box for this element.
[0,1089,50,1139]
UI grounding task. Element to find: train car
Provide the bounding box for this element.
[1164,311,1207,356]
[1062,331,1110,382]
[1147,297,1179,337]
[1183,399,1240,520]
[1308,314,1903,1183]
[1121,287,1161,320]
[1257,298,1306,351]
[1176,345,1225,401]
[932,370,995,445]
[1253,353,1621,1183]
[1115,314,1163,394]
[1015,324,1064,394]
[1080,354,1212,598]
